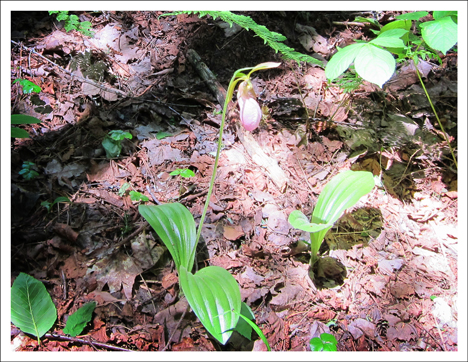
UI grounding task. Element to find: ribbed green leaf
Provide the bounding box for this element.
[288,210,333,233]
[11,127,30,138]
[309,171,374,256]
[11,273,57,339]
[354,44,396,88]
[179,266,241,345]
[63,302,96,337]
[139,203,197,272]
[420,15,457,55]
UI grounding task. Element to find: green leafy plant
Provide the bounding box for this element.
[11,273,96,343]
[310,332,338,351]
[102,130,133,158]
[161,11,323,66]
[11,273,57,343]
[63,302,96,337]
[13,78,41,94]
[326,11,458,169]
[118,182,131,197]
[48,11,94,36]
[288,170,375,266]
[139,62,280,349]
[19,161,40,180]
[170,168,195,178]
[129,191,149,202]
[11,114,42,138]
[41,196,71,213]
[326,11,457,87]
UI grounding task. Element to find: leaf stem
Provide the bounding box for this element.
[413,58,457,169]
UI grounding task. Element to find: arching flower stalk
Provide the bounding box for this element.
[195,61,281,245]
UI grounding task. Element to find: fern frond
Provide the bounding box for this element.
[161,11,323,67]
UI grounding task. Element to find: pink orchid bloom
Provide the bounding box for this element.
[237,80,262,131]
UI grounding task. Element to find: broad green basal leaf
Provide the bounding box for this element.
[309,170,374,256]
[11,273,57,339]
[139,203,197,273]
[179,265,241,345]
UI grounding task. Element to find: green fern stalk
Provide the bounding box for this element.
[161,11,323,67]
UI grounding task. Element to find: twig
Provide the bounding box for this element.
[162,303,189,351]
[44,333,132,351]
[187,49,227,106]
[11,40,127,97]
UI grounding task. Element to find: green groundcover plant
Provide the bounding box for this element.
[102,130,133,158]
[11,273,96,343]
[139,62,281,349]
[48,11,94,37]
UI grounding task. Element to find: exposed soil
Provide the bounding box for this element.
[9,11,459,353]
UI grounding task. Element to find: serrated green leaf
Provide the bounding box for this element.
[325,43,366,81]
[11,273,57,339]
[139,203,197,272]
[421,16,457,55]
[63,302,96,337]
[354,44,396,87]
[179,266,241,345]
[309,170,374,257]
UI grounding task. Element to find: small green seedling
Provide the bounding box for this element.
[288,170,375,266]
[11,114,42,138]
[13,78,41,94]
[48,11,94,36]
[63,302,96,337]
[170,168,195,178]
[41,196,71,213]
[129,191,149,202]
[102,130,132,158]
[19,161,39,180]
[310,332,338,351]
[118,182,131,197]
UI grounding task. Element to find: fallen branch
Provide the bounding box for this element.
[44,333,132,351]
[11,40,127,98]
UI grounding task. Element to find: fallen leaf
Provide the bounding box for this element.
[223,224,244,241]
[87,251,143,299]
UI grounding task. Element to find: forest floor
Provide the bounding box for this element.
[8,10,461,353]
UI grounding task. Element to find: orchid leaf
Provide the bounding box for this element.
[139,203,197,273]
[179,265,241,345]
[309,170,374,257]
[288,210,333,233]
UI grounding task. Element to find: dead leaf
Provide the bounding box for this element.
[88,251,143,299]
[223,224,244,241]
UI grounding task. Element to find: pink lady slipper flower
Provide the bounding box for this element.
[237,80,262,131]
